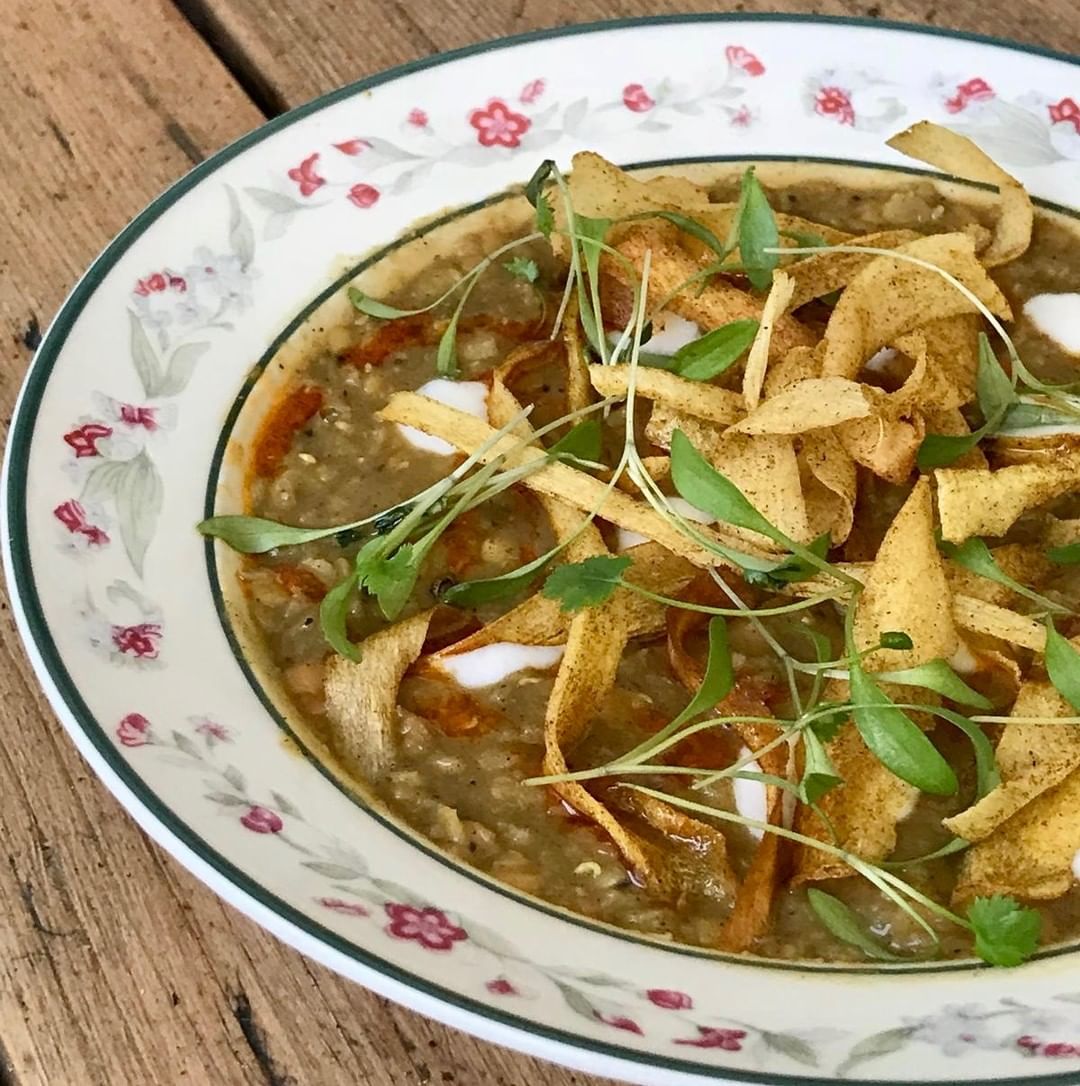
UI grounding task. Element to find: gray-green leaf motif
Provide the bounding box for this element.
[115,450,163,575]
[227,185,256,269]
[760,1030,818,1067]
[128,309,162,396]
[156,341,210,397]
[835,1027,916,1078]
[302,861,364,880]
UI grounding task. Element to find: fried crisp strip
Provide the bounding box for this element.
[918,314,981,403]
[646,405,727,452]
[793,709,920,884]
[588,365,745,425]
[379,392,776,568]
[951,595,1046,653]
[710,432,813,547]
[543,585,662,883]
[991,433,1080,467]
[784,230,921,310]
[821,233,1012,380]
[561,295,592,414]
[742,271,795,411]
[729,376,873,434]
[800,429,858,544]
[323,609,433,779]
[944,681,1080,842]
[613,227,817,361]
[1044,517,1080,547]
[953,767,1080,904]
[853,477,959,671]
[888,331,967,414]
[887,121,1033,267]
[935,453,1080,543]
[836,410,925,485]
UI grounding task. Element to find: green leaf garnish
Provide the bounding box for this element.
[441,549,553,608]
[347,285,414,320]
[780,229,829,249]
[927,705,1000,798]
[800,727,843,805]
[435,305,464,379]
[806,889,903,961]
[967,894,1041,967]
[1045,617,1080,712]
[1048,542,1080,565]
[975,333,1016,422]
[535,192,555,238]
[668,319,759,382]
[619,618,734,766]
[548,418,603,463]
[736,167,780,291]
[669,429,774,538]
[940,537,1067,614]
[198,514,367,554]
[319,573,361,661]
[504,256,539,283]
[542,554,631,612]
[355,538,421,620]
[524,159,555,208]
[878,631,914,651]
[877,659,992,710]
[742,533,830,589]
[917,430,985,471]
[626,210,732,262]
[848,662,958,795]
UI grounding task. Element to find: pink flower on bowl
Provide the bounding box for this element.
[64,422,112,458]
[53,499,108,546]
[194,718,230,743]
[814,86,855,126]
[116,712,151,747]
[334,138,371,155]
[595,1013,643,1035]
[384,903,467,950]
[520,79,545,105]
[486,977,518,996]
[347,183,380,209]
[725,45,765,77]
[241,806,283,834]
[134,271,186,297]
[111,622,161,660]
[1049,97,1080,135]
[622,83,655,113]
[468,99,532,149]
[287,153,326,196]
[945,77,994,113]
[117,404,159,431]
[319,897,370,917]
[646,988,693,1011]
[407,108,429,128]
[676,1026,747,1050]
[731,105,753,128]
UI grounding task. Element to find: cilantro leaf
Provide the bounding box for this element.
[1049,541,1080,565]
[199,514,355,554]
[542,555,631,612]
[736,167,780,292]
[319,573,361,661]
[1045,617,1080,712]
[504,256,539,284]
[807,889,903,961]
[669,319,759,382]
[357,541,421,620]
[849,661,958,795]
[535,191,555,239]
[968,894,1042,967]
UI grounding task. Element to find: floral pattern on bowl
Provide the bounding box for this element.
[5,16,1080,1086]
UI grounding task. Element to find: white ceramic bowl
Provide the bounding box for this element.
[6,16,1080,1085]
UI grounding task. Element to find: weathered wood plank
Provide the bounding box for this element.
[181,0,1080,112]
[0,1,617,1083]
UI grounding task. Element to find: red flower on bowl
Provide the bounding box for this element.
[814,86,855,126]
[334,138,371,156]
[945,77,994,113]
[64,422,112,458]
[622,83,655,113]
[595,1013,644,1035]
[725,46,765,76]
[1049,97,1080,135]
[647,988,693,1011]
[287,153,326,196]
[407,108,429,127]
[111,623,162,659]
[384,903,467,950]
[241,806,283,834]
[319,897,370,917]
[676,1026,747,1050]
[53,499,108,545]
[116,712,151,747]
[486,977,518,996]
[347,183,380,209]
[468,99,531,149]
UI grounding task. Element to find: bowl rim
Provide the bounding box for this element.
[5,15,1080,1086]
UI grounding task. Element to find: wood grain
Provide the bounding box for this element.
[179,0,1080,113]
[1,0,1077,1084]
[0,2,611,1084]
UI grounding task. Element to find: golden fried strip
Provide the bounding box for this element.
[887,121,1033,267]
[588,365,745,425]
[742,271,794,411]
[323,609,433,779]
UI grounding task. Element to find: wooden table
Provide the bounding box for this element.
[0,2,1075,1083]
